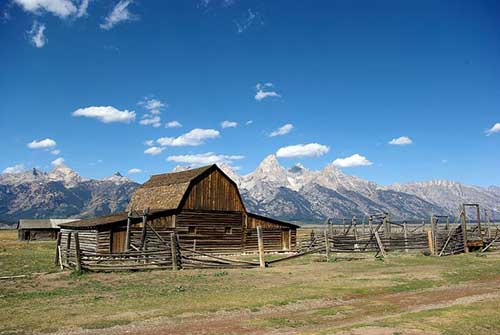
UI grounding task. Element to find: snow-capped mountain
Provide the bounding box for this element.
[0,165,138,223]
[384,180,500,218]
[1,156,498,224]
[219,155,500,222]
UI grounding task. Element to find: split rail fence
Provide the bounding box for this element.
[55,208,500,272]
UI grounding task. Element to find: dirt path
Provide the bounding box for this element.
[54,278,500,335]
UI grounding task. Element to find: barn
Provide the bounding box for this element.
[58,165,298,255]
[17,219,78,241]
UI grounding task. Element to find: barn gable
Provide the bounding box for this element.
[127,165,245,212]
[180,168,245,212]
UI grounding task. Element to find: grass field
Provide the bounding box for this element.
[1,229,500,335]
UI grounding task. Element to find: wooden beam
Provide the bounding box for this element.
[54,232,61,265]
[427,230,434,255]
[257,226,266,268]
[74,232,82,273]
[125,212,131,251]
[170,232,178,270]
[324,229,330,260]
[374,231,386,257]
[140,210,147,250]
[403,221,408,253]
[460,206,469,253]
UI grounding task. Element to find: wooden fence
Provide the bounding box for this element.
[56,218,497,272]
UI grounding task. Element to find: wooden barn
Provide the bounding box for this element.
[17,219,78,241]
[58,165,298,255]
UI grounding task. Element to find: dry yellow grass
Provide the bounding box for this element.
[1,230,500,334]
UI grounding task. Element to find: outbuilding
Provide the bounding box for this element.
[17,219,78,241]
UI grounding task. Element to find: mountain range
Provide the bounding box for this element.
[1,156,499,225]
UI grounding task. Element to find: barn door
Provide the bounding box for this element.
[281,229,291,250]
[111,230,127,253]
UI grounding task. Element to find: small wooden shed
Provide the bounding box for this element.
[59,164,298,254]
[17,219,78,241]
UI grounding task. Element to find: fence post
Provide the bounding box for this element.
[54,232,61,265]
[125,211,131,251]
[352,216,358,241]
[431,216,437,255]
[427,230,434,255]
[74,232,82,273]
[486,209,491,239]
[65,232,72,267]
[170,232,179,270]
[403,221,408,253]
[141,210,148,250]
[460,206,468,253]
[257,226,266,268]
[324,229,330,261]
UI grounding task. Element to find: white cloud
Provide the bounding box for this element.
[51,157,65,166]
[485,123,500,136]
[389,136,413,145]
[100,0,135,30]
[50,149,61,155]
[72,106,136,123]
[255,82,280,101]
[157,128,220,147]
[246,120,253,125]
[76,0,88,17]
[144,139,154,146]
[27,138,56,149]
[331,154,373,168]
[144,147,164,155]
[221,120,238,129]
[165,120,182,128]
[2,163,26,174]
[28,21,47,48]
[139,98,166,113]
[167,152,244,166]
[270,123,293,137]
[14,0,78,18]
[276,143,330,158]
[255,90,280,101]
[138,97,165,127]
[128,168,142,174]
[139,115,161,127]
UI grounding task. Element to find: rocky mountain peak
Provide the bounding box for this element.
[258,154,281,169]
[104,171,131,185]
[48,164,83,187]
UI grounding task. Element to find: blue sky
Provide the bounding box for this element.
[0,0,499,186]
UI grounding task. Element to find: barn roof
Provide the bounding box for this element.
[127,165,219,211]
[18,219,79,229]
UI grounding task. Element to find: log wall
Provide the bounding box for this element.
[60,229,98,254]
[175,210,243,253]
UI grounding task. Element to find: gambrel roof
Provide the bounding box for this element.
[126,164,241,212]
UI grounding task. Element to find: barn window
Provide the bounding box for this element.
[188,226,197,235]
[224,227,233,235]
